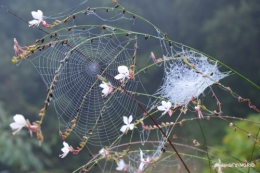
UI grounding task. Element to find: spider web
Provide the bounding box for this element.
[16,2,233,173]
[29,26,153,146]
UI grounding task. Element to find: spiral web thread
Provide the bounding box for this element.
[14,1,260,173]
[29,26,153,147]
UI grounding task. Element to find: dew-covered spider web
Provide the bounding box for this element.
[29,26,154,146]
[12,1,260,173]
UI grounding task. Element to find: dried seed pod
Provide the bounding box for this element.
[64,16,70,23]
[36,128,44,145]
[144,34,150,40]
[102,25,106,30]
[248,133,251,139]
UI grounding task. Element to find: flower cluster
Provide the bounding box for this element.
[99,65,135,97]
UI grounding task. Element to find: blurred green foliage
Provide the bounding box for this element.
[202,114,260,173]
[0,102,51,172]
[0,0,259,172]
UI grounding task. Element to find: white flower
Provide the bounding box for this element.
[29,10,43,27]
[10,114,27,135]
[59,141,70,158]
[99,148,109,158]
[138,149,151,172]
[138,149,145,172]
[99,148,105,157]
[114,66,129,82]
[157,101,172,117]
[120,115,134,134]
[99,82,113,97]
[116,159,128,171]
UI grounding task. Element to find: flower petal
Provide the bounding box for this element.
[59,141,70,158]
[29,20,40,27]
[116,159,126,171]
[10,122,22,130]
[61,147,69,153]
[63,141,69,148]
[13,114,26,124]
[31,10,43,20]
[157,105,166,111]
[161,101,167,108]
[139,162,145,172]
[139,149,143,161]
[118,66,129,74]
[114,73,124,80]
[59,151,69,158]
[102,87,109,95]
[120,125,127,133]
[166,101,172,109]
[99,148,104,154]
[128,124,134,130]
[123,116,128,125]
[99,83,107,89]
[128,115,133,124]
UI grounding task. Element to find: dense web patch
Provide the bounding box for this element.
[156,51,228,106]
